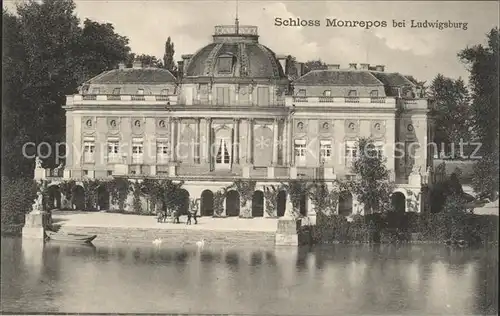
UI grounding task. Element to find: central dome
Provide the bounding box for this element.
[183,25,286,79]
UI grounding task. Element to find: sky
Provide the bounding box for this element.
[4,0,499,83]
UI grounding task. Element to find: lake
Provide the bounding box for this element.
[1,237,497,315]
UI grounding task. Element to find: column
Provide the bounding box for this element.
[233,118,240,164]
[272,118,279,165]
[283,118,288,166]
[287,118,294,166]
[195,118,201,163]
[170,118,176,161]
[246,118,253,164]
[205,118,212,164]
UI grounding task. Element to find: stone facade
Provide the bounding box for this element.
[44,22,434,218]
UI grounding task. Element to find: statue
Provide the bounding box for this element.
[31,191,44,214]
[53,162,64,176]
[35,156,42,169]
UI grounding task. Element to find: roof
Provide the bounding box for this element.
[87,68,177,84]
[370,72,415,87]
[293,70,383,86]
[184,42,286,79]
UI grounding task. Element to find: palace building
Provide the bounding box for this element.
[39,21,436,217]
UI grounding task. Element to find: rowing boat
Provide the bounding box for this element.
[46,231,97,244]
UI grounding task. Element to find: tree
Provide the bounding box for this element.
[303,59,328,74]
[428,74,471,155]
[285,55,299,79]
[127,53,163,68]
[458,28,499,199]
[2,1,132,178]
[163,37,176,72]
[350,138,395,214]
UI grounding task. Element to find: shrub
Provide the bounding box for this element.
[1,177,37,227]
[313,211,498,246]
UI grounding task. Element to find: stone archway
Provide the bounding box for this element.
[46,184,61,210]
[73,185,85,210]
[338,191,353,216]
[252,190,264,217]
[226,190,240,217]
[277,190,286,217]
[201,190,214,216]
[176,189,190,215]
[391,192,406,212]
[97,185,110,211]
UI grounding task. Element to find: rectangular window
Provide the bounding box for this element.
[257,87,269,106]
[107,170,113,176]
[199,84,209,103]
[83,141,95,163]
[137,88,144,95]
[112,88,121,95]
[348,90,357,97]
[345,141,358,168]
[323,90,331,97]
[294,139,306,165]
[161,89,169,95]
[156,141,169,163]
[216,87,230,105]
[370,90,379,97]
[320,140,332,162]
[132,139,143,164]
[107,140,120,163]
[91,88,100,94]
[297,89,306,96]
[218,57,232,73]
[83,170,89,176]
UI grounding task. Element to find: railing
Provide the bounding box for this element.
[287,96,394,107]
[214,25,258,36]
[46,168,64,178]
[318,96,334,103]
[402,99,428,110]
[370,97,386,103]
[68,94,178,106]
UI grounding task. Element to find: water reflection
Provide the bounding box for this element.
[1,237,497,315]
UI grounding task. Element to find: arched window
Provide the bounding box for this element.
[218,54,234,74]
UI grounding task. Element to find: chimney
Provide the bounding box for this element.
[375,65,385,72]
[277,54,287,75]
[132,60,142,69]
[295,62,304,77]
[348,63,357,70]
[359,63,370,70]
[327,64,340,70]
[177,60,184,79]
[118,62,126,70]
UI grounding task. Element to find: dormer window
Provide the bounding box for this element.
[217,55,234,74]
[323,90,331,97]
[137,88,144,95]
[347,90,357,97]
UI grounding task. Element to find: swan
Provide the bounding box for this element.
[196,239,205,248]
[153,238,162,245]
